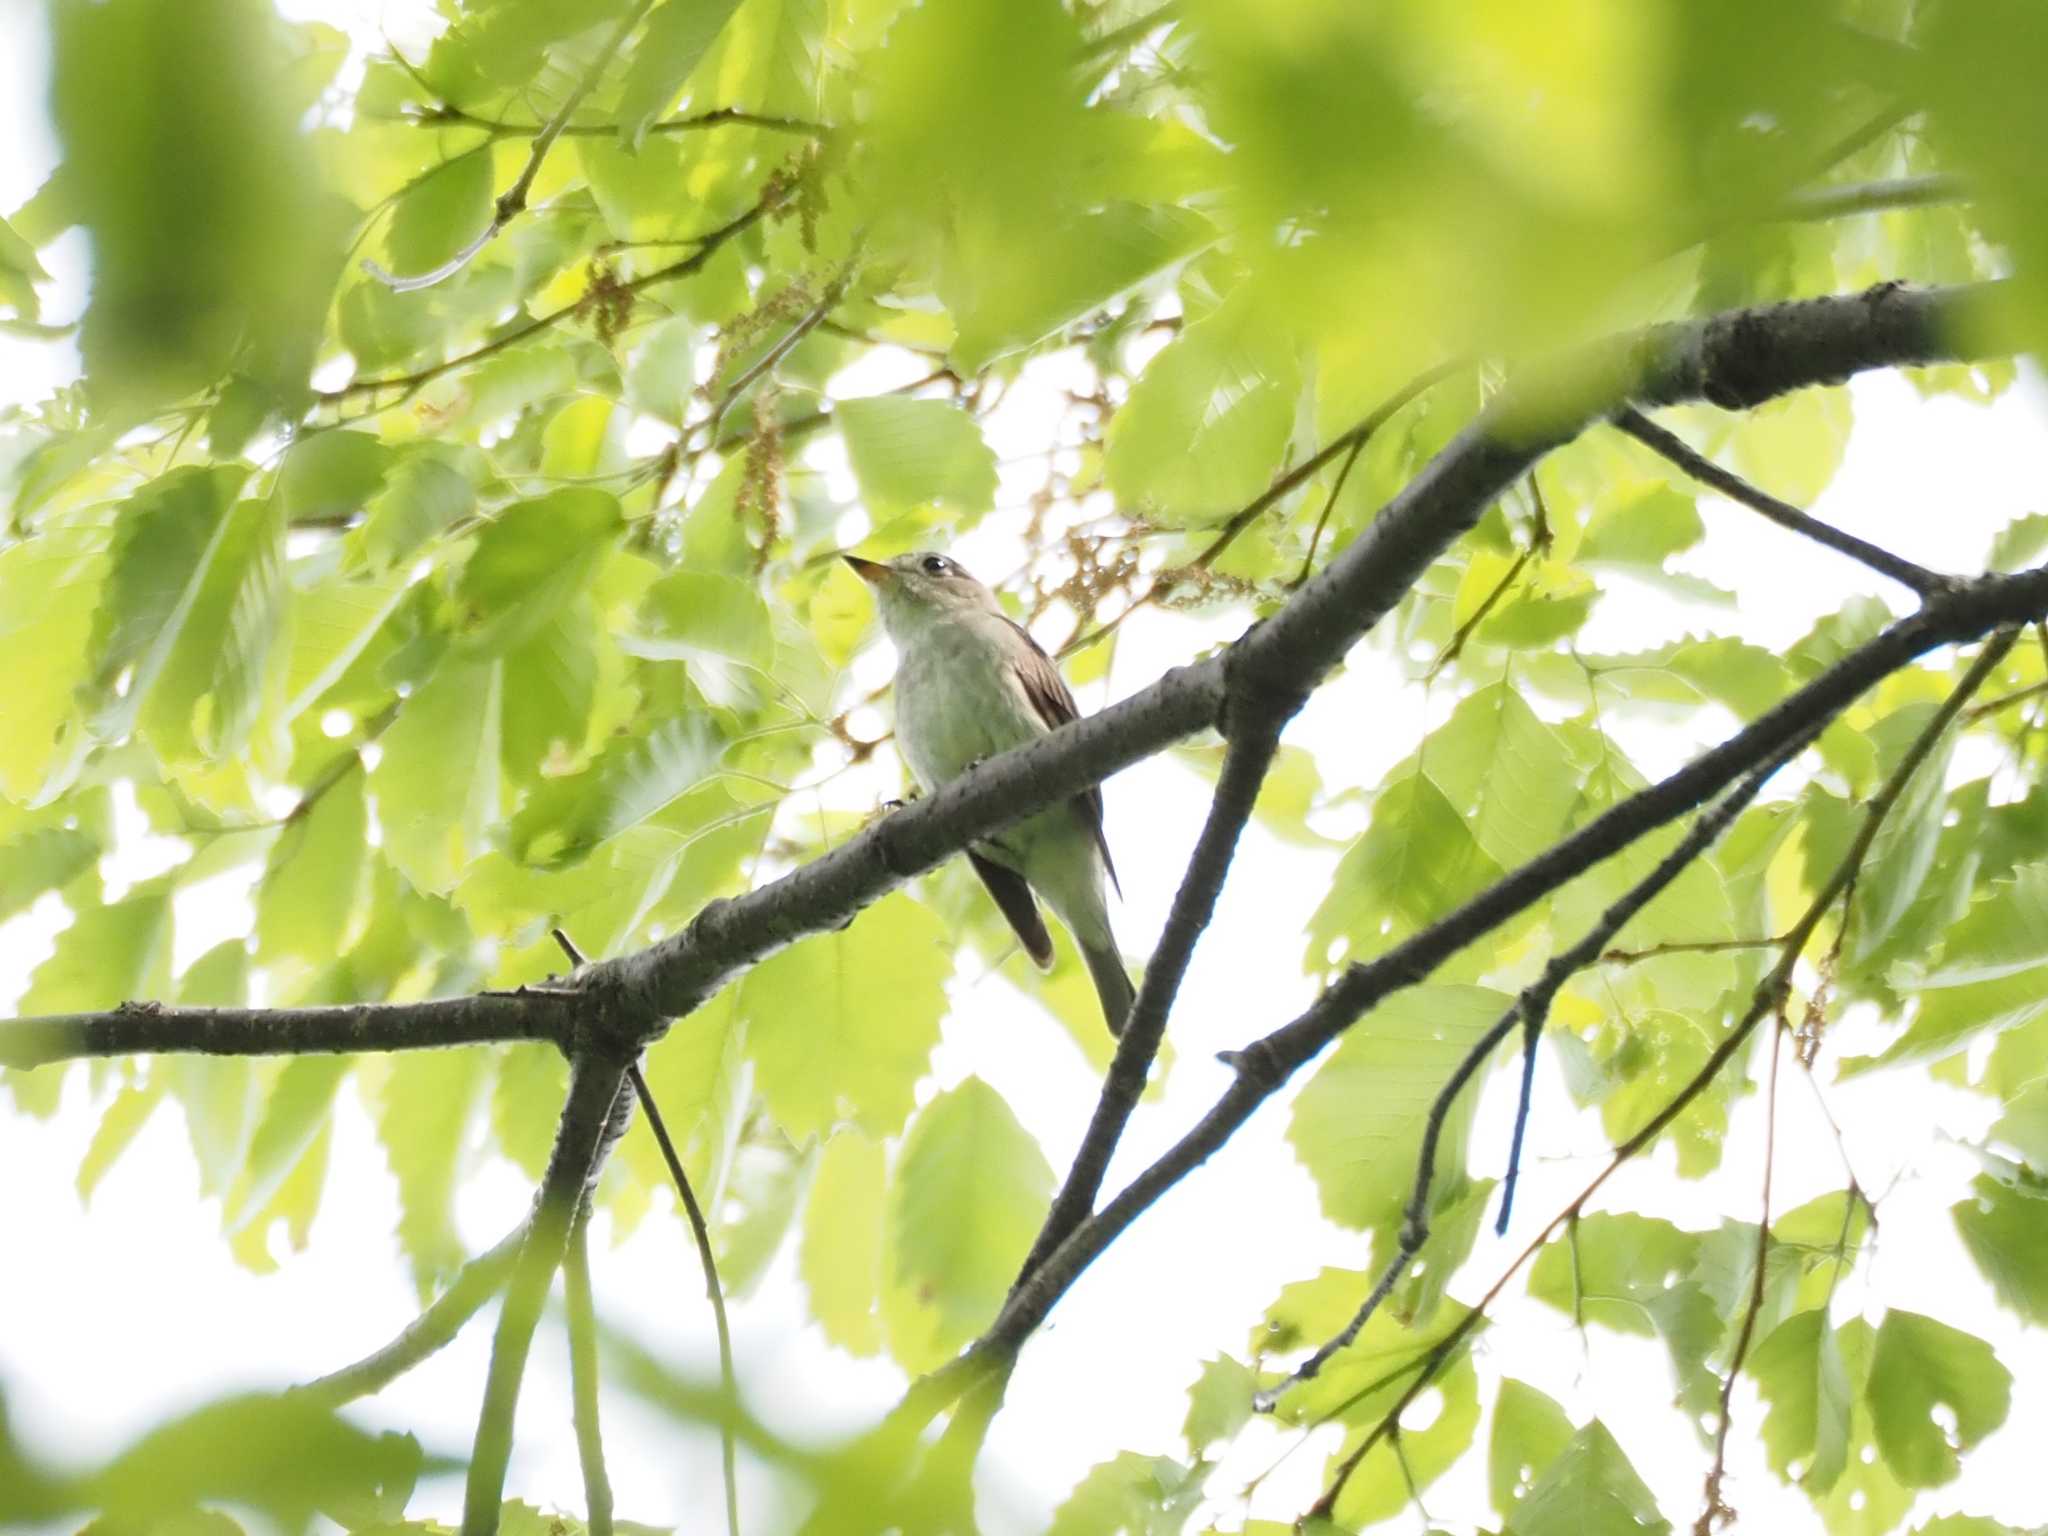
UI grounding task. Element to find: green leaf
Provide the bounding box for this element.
[1951,1167,2048,1324]
[1848,703,1955,963]
[1580,484,1704,569]
[225,1056,348,1254]
[278,431,392,527]
[489,1042,568,1181]
[509,713,723,868]
[624,569,774,670]
[456,488,623,653]
[89,466,251,740]
[1424,683,1581,871]
[1325,1354,1481,1529]
[371,1049,488,1295]
[355,450,477,575]
[1857,861,2048,1071]
[615,0,749,148]
[1490,1378,1576,1519]
[1047,1452,1206,1536]
[1749,1309,1853,1492]
[885,1077,1051,1371]
[1182,1354,1256,1455]
[77,1079,166,1202]
[1866,1309,2011,1488]
[837,397,998,518]
[371,658,503,894]
[1504,1420,1669,1536]
[743,891,950,1142]
[256,769,367,964]
[1105,290,1299,524]
[21,888,175,1017]
[139,495,289,763]
[384,150,492,276]
[1288,984,1509,1242]
[0,214,47,320]
[1305,769,1503,972]
[626,314,698,426]
[0,823,99,923]
[0,521,106,801]
[801,1128,888,1357]
[51,0,346,417]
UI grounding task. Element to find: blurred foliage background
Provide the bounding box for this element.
[4,0,2048,1531]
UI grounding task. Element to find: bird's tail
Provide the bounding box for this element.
[1081,939,1137,1038]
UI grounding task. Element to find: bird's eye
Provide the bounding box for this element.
[920,555,949,576]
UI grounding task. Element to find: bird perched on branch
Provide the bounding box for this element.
[844,550,1134,1036]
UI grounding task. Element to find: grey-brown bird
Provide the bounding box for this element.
[845,550,1135,1035]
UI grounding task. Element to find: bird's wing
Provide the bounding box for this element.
[967,848,1055,970]
[1003,617,1121,897]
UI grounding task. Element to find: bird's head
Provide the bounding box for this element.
[843,550,1002,639]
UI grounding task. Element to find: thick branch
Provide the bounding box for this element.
[1014,715,1286,1285]
[463,1057,633,1536]
[0,994,570,1070]
[1614,406,1948,594]
[977,575,2048,1365]
[1307,626,2016,1523]
[1260,730,1810,1405]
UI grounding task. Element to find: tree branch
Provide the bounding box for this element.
[1305,625,2017,1522]
[462,1057,634,1536]
[321,186,784,403]
[564,1213,614,1536]
[1614,406,1949,595]
[400,103,829,142]
[0,994,571,1071]
[1014,714,1287,1285]
[1773,173,1966,223]
[1256,731,1811,1407]
[974,582,2043,1371]
[293,1224,525,1408]
[365,2,658,294]
[630,1060,740,1536]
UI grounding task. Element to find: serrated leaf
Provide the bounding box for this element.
[802,1128,887,1357]
[1425,683,1581,871]
[1951,1168,2048,1324]
[1490,1378,1576,1518]
[1046,1452,1205,1536]
[372,1048,488,1295]
[884,1076,1051,1371]
[355,450,476,575]
[279,431,392,527]
[1504,1420,1668,1536]
[456,488,622,653]
[510,712,722,867]
[838,397,998,517]
[1182,1354,1255,1454]
[1105,290,1298,524]
[0,521,106,801]
[1306,770,1503,973]
[89,465,251,740]
[1289,984,1508,1238]
[225,1056,348,1244]
[384,150,492,276]
[623,569,773,669]
[743,891,949,1141]
[371,658,503,894]
[1749,1308,1853,1491]
[616,0,749,147]
[626,313,698,425]
[77,1079,166,1202]
[1866,1309,2011,1488]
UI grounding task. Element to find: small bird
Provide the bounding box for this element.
[845,550,1135,1035]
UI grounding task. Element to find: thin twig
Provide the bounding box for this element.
[1615,407,1949,596]
[400,103,829,141]
[1772,173,1967,223]
[365,1,658,293]
[463,1057,634,1536]
[1697,1012,1785,1534]
[1601,935,1786,964]
[1257,733,1808,1406]
[293,1225,525,1407]
[565,1213,615,1536]
[1965,678,2048,720]
[1305,626,2016,1521]
[1290,433,1368,589]
[707,266,856,445]
[324,186,784,402]
[631,1065,740,1536]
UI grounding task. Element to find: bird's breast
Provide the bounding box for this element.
[894,617,1044,790]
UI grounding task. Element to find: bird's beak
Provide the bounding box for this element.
[842,554,887,585]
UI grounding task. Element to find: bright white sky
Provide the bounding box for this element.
[4,4,2048,1533]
